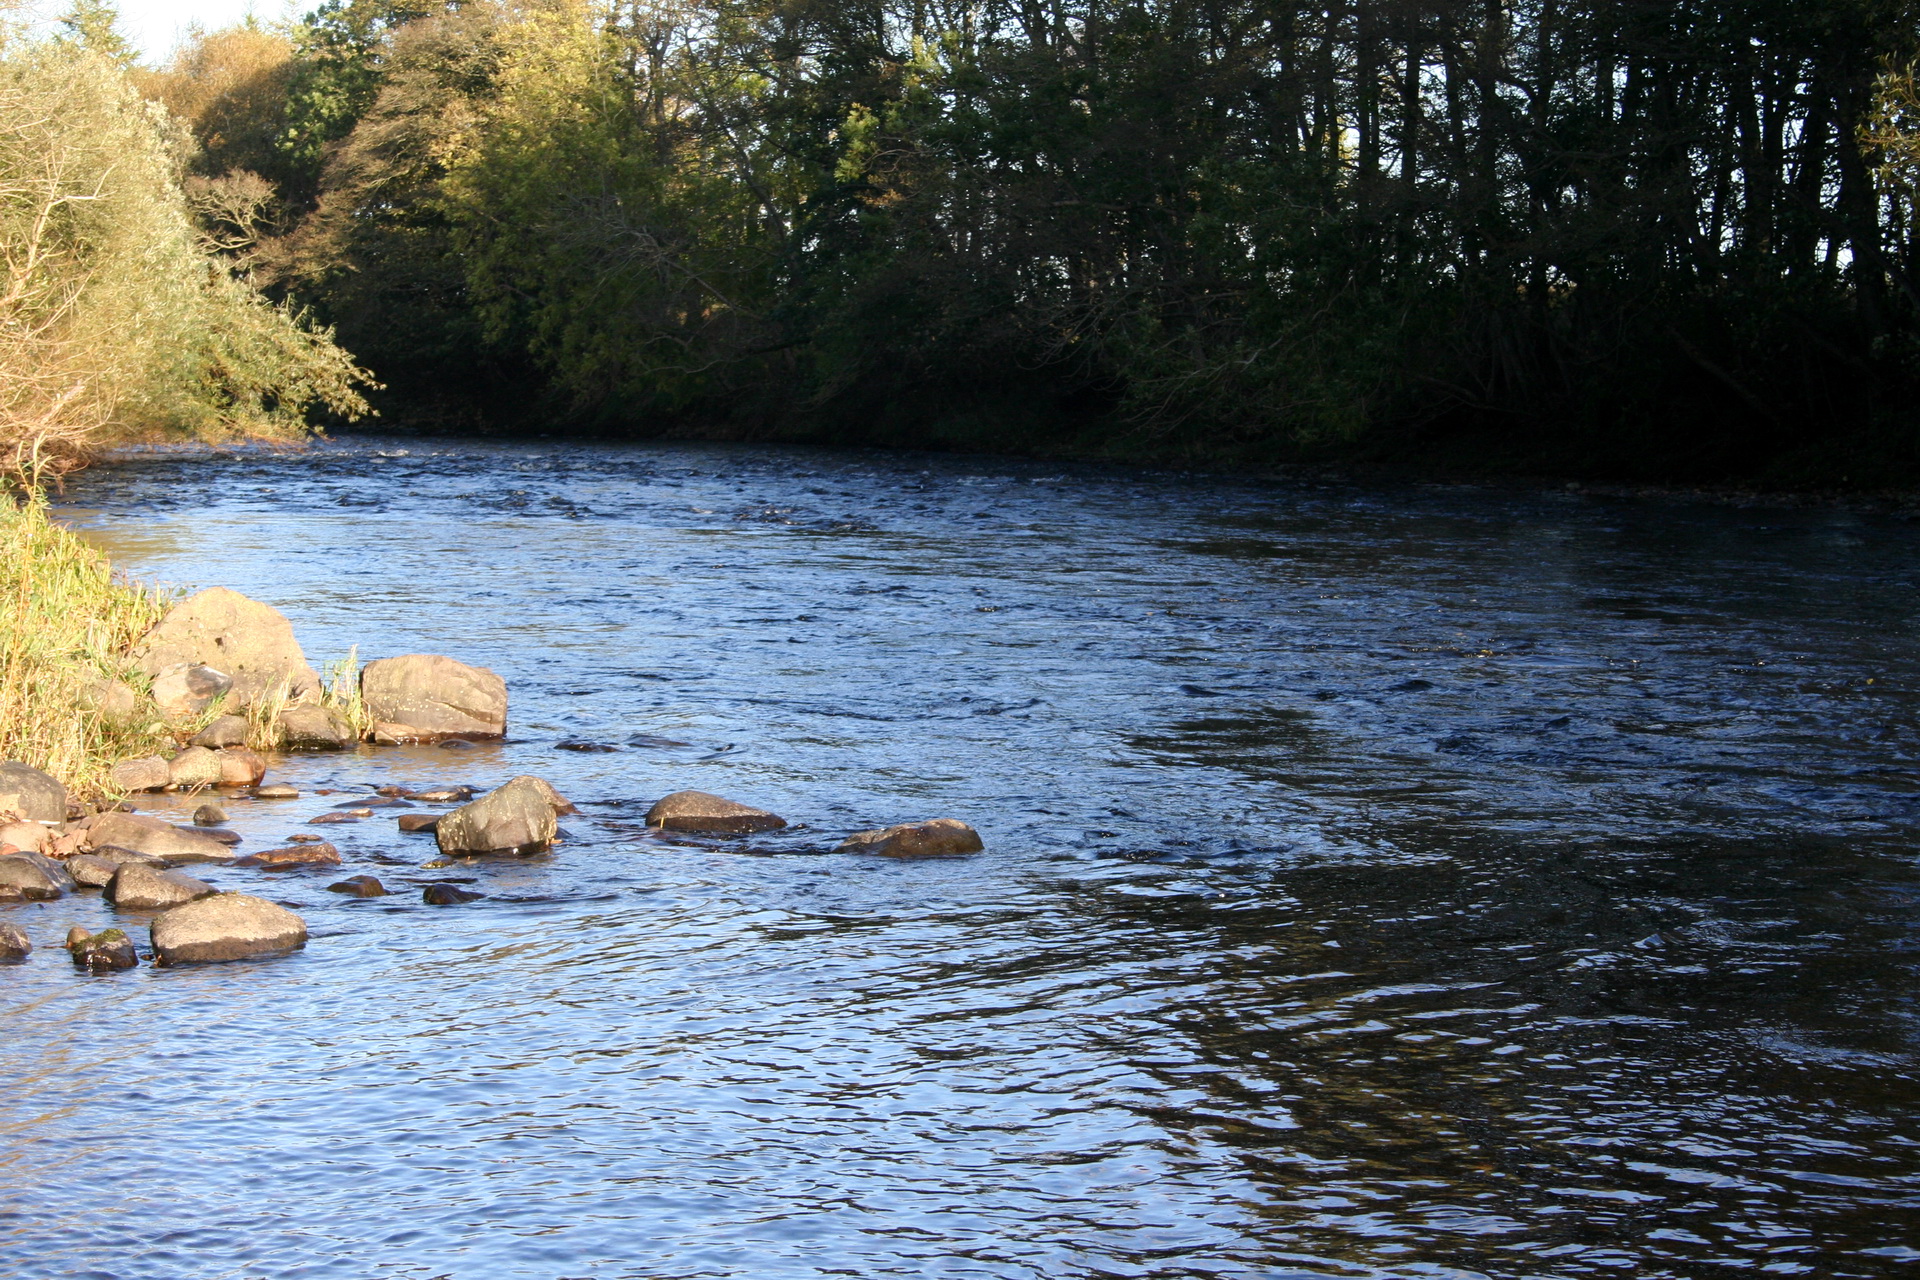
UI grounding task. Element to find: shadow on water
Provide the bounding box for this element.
[0,435,1915,1278]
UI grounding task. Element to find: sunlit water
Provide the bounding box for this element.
[3,436,1918,1279]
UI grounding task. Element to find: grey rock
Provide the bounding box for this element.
[78,677,140,724]
[435,776,559,856]
[362,653,508,742]
[109,756,171,793]
[65,853,120,887]
[150,893,307,965]
[234,843,341,869]
[278,704,355,751]
[0,761,67,825]
[837,818,984,859]
[132,588,322,709]
[0,851,74,899]
[0,922,29,961]
[193,802,228,826]
[106,863,214,910]
[167,746,225,790]
[189,715,251,749]
[404,785,473,803]
[87,845,167,868]
[84,812,234,864]
[422,882,484,905]
[252,784,299,800]
[644,790,786,835]
[67,927,137,970]
[149,663,233,723]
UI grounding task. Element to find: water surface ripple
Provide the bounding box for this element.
[4,438,1918,1278]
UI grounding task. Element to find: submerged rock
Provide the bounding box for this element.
[0,761,67,825]
[422,882,484,905]
[189,715,251,749]
[0,922,29,962]
[837,818,984,859]
[235,843,342,869]
[110,756,172,793]
[132,587,322,709]
[435,776,559,856]
[327,875,387,897]
[85,812,234,864]
[149,663,233,723]
[149,893,307,965]
[645,790,786,835]
[278,704,355,751]
[67,927,137,971]
[167,746,225,790]
[0,852,75,899]
[362,653,508,742]
[106,863,214,910]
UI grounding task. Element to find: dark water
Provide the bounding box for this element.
[4,437,1918,1279]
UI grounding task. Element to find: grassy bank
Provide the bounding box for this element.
[0,489,174,801]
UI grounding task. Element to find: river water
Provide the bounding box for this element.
[3,436,1918,1278]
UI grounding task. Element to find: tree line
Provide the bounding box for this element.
[116,0,1920,480]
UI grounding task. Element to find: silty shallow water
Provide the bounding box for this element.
[2,436,1917,1279]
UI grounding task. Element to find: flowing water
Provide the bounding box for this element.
[4,436,1919,1279]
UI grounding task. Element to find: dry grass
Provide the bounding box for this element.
[0,485,176,799]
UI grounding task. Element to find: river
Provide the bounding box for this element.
[3,436,1918,1278]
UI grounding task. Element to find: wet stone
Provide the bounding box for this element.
[150,893,307,965]
[106,863,214,910]
[398,813,440,833]
[252,785,300,800]
[404,786,473,803]
[0,852,75,900]
[0,922,29,962]
[309,812,365,825]
[65,853,119,887]
[837,818,985,859]
[284,834,325,844]
[235,843,342,870]
[67,927,137,971]
[192,803,229,827]
[645,790,787,835]
[422,882,484,905]
[328,875,387,898]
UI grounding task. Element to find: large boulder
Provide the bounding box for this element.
[131,588,321,709]
[167,746,225,790]
[149,663,233,723]
[837,818,984,858]
[0,761,66,825]
[110,756,171,792]
[278,704,354,751]
[150,893,307,965]
[105,863,214,910]
[645,790,786,835]
[362,654,508,742]
[435,776,558,855]
[0,851,75,899]
[84,812,234,864]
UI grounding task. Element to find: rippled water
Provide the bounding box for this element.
[4,436,1918,1278]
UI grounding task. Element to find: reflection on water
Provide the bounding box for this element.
[1,437,1916,1278]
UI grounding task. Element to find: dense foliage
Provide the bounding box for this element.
[149,0,1920,480]
[0,18,370,478]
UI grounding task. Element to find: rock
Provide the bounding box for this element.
[283,833,324,844]
[327,875,387,897]
[110,756,172,793]
[193,802,229,826]
[438,739,474,751]
[149,893,307,965]
[0,761,67,825]
[837,818,984,859]
[87,845,167,868]
[405,785,472,803]
[397,813,440,833]
[84,812,234,864]
[422,882,484,905]
[65,853,120,887]
[235,843,341,869]
[189,715,251,749]
[0,922,29,962]
[167,746,225,790]
[252,784,299,800]
[362,654,508,742]
[79,676,141,724]
[68,927,138,970]
[195,827,243,846]
[644,790,786,835]
[525,776,577,815]
[0,820,50,853]
[106,863,214,910]
[148,663,234,723]
[278,704,355,751]
[308,812,362,825]
[0,852,74,899]
[219,747,268,787]
[434,776,559,856]
[132,587,322,709]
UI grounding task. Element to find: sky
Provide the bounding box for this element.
[112,0,301,61]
